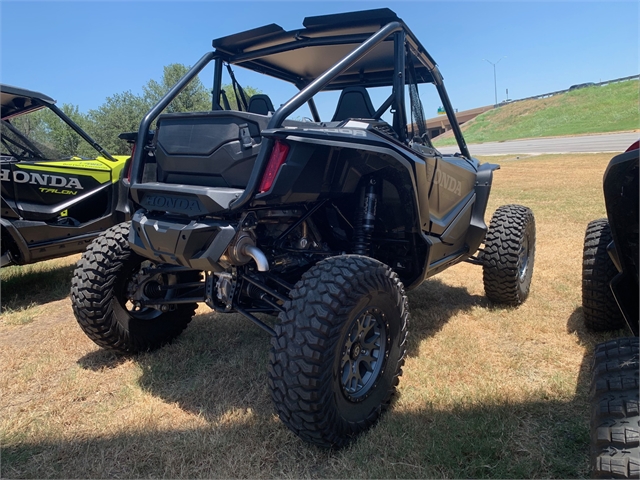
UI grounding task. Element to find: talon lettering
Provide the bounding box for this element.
[39,187,78,195]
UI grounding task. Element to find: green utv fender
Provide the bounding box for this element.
[14,156,129,186]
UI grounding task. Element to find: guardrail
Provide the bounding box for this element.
[504,74,639,105]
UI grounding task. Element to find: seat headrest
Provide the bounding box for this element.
[247,94,275,115]
[332,87,376,122]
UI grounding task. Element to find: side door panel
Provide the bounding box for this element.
[428,156,478,238]
[8,160,112,222]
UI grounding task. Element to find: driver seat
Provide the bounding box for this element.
[332,87,376,121]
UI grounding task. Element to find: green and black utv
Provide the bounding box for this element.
[1,84,130,267]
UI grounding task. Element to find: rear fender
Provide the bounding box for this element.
[255,132,434,288]
[603,148,639,332]
[610,270,639,335]
[1,218,31,264]
[465,162,499,254]
[115,157,132,223]
[603,149,638,283]
[254,132,425,228]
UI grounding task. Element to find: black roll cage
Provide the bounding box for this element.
[129,15,470,208]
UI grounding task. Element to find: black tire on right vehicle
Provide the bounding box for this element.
[268,255,409,448]
[582,219,627,331]
[590,337,639,479]
[481,204,536,305]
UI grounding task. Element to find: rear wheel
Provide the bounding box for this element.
[481,204,536,305]
[268,255,408,448]
[582,219,626,331]
[70,223,198,354]
[590,337,639,479]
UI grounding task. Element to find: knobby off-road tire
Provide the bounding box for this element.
[582,219,626,332]
[481,204,536,305]
[590,337,639,479]
[269,255,409,448]
[70,223,198,354]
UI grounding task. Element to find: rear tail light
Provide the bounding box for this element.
[259,140,290,193]
[625,140,639,152]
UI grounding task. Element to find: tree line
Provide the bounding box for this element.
[9,64,259,157]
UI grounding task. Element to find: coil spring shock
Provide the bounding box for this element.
[353,177,379,256]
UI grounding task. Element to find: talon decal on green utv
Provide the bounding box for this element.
[1,84,131,267]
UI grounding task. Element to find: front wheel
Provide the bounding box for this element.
[268,255,409,448]
[481,204,536,305]
[70,223,199,354]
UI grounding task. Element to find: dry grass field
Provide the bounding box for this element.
[1,153,629,478]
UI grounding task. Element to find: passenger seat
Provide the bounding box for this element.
[247,94,275,115]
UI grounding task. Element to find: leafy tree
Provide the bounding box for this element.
[77,63,263,156]
[85,64,217,155]
[41,104,96,158]
[87,91,151,155]
[6,63,269,160]
[8,109,45,139]
[143,63,211,113]
[7,104,95,158]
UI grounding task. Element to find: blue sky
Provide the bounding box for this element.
[1,1,638,121]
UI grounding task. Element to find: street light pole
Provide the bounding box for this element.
[484,57,506,106]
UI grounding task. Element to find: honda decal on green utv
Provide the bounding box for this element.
[1,84,130,266]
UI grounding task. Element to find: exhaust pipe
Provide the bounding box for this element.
[241,244,269,272]
[227,232,269,272]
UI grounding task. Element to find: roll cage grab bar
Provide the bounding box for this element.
[129,20,471,207]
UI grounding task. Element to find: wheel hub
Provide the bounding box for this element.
[340,308,388,401]
[350,342,362,359]
[124,261,177,318]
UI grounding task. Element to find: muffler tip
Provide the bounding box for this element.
[241,244,270,272]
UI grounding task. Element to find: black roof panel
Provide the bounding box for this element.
[211,8,437,89]
[212,23,286,53]
[302,8,399,29]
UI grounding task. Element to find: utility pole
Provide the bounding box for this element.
[484,57,506,106]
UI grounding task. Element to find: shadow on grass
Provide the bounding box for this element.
[0,262,75,312]
[76,349,129,371]
[31,289,598,477]
[565,305,635,415]
[80,278,487,423]
[1,397,592,478]
[406,278,488,356]
[566,306,633,344]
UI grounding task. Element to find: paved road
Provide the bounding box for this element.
[438,132,639,156]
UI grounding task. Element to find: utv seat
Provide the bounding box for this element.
[332,87,376,121]
[247,94,275,115]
